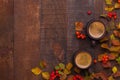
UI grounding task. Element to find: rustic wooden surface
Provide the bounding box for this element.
[0,0,14,80]
[0,0,120,80]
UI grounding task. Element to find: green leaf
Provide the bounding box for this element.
[59,63,65,70]
[55,66,60,70]
[116,57,120,64]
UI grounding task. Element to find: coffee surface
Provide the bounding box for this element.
[75,52,92,69]
[89,22,105,38]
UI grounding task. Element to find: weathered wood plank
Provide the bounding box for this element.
[0,0,14,80]
[39,0,67,72]
[14,0,41,80]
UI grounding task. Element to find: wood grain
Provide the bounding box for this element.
[0,0,14,80]
[14,0,41,80]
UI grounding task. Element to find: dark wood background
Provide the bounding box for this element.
[0,0,120,80]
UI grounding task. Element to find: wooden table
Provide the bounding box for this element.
[0,0,120,80]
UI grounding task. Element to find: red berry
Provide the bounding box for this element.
[93,59,97,64]
[77,35,81,39]
[87,10,92,15]
[75,31,80,35]
[114,16,117,19]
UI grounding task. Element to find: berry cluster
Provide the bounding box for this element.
[107,12,117,20]
[102,55,109,64]
[75,31,86,39]
[50,70,61,80]
[73,75,83,80]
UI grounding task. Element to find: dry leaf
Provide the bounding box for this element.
[64,69,71,75]
[109,46,120,52]
[66,63,73,71]
[60,73,67,80]
[100,37,109,43]
[92,72,108,80]
[113,30,120,37]
[116,23,120,29]
[40,60,47,69]
[102,61,112,68]
[108,53,118,60]
[115,3,120,9]
[41,72,50,80]
[108,76,115,80]
[75,22,84,31]
[105,6,114,11]
[101,43,109,50]
[67,75,74,80]
[111,39,120,46]
[105,0,112,5]
[74,67,80,73]
[112,66,118,73]
[113,71,120,78]
[31,67,42,76]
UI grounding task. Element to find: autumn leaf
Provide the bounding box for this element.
[66,62,73,71]
[74,67,80,73]
[109,46,120,52]
[31,67,42,76]
[39,60,47,69]
[64,69,71,75]
[111,39,120,46]
[116,22,120,29]
[105,0,112,5]
[114,3,120,9]
[60,73,67,80]
[101,43,109,49]
[55,65,60,70]
[112,66,118,73]
[41,72,50,80]
[75,22,84,31]
[100,37,109,43]
[110,34,116,40]
[59,63,65,70]
[105,6,114,11]
[116,57,120,64]
[108,76,115,80]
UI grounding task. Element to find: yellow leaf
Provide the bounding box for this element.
[31,67,42,75]
[110,34,116,40]
[66,62,73,71]
[41,72,50,80]
[105,6,114,11]
[105,0,112,5]
[108,76,115,80]
[116,23,120,29]
[64,69,71,75]
[112,66,118,73]
[114,3,120,9]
